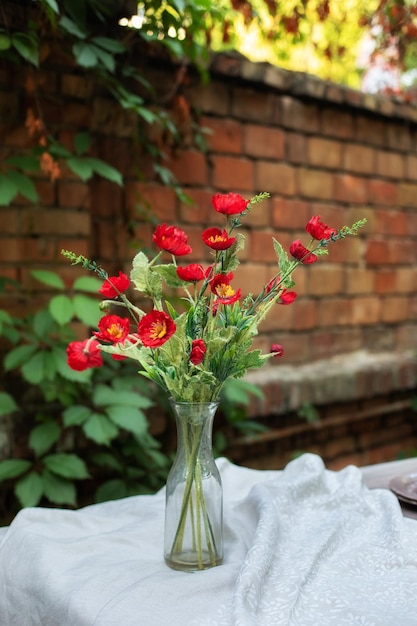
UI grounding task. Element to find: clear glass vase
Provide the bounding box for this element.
[164,400,223,571]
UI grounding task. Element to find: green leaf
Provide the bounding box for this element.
[43,453,90,479]
[42,470,76,505]
[4,344,38,371]
[7,170,38,202]
[43,0,59,12]
[0,392,18,416]
[31,270,65,290]
[0,174,18,205]
[49,294,74,325]
[43,350,57,381]
[5,155,40,171]
[91,452,123,473]
[92,37,126,54]
[72,294,100,327]
[72,41,98,67]
[32,309,55,337]
[53,348,93,383]
[95,479,128,503]
[105,405,147,437]
[153,264,185,288]
[29,422,61,457]
[63,405,92,427]
[15,471,43,507]
[11,34,39,66]
[92,45,115,72]
[72,275,102,293]
[21,352,46,384]
[66,157,94,181]
[93,384,152,409]
[82,413,119,445]
[272,238,293,285]
[0,459,32,483]
[59,15,86,39]
[86,158,123,186]
[0,33,11,51]
[73,132,91,156]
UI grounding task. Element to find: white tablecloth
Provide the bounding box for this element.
[1,454,417,626]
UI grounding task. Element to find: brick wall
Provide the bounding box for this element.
[1,49,417,465]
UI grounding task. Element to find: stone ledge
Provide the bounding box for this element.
[245,350,417,417]
[209,51,417,124]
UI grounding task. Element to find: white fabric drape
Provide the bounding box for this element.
[1,454,417,626]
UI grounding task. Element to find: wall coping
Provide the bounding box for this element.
[246,350,417,416]
[208,51,417,124]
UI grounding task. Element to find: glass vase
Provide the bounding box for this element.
[164,400,223,571]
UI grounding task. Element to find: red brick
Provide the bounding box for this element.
[405,155,417,181]
[350,296,381,325]
[255,161,296,196]
[334,174,368,204]
[386,124,412,152]
[272,197,310,230]
[259,301,293,332]
[367,179,397,206]
[326,237,363,265]
[321,109,353,139]
[201,116,243,154]
[212,155,254,191]
[250,229,291,263]
[57,181,91,209]
[343,143,375,175]
[292,299,317,330]
[355,117,387,147]
[244,124,285,159]
[231,88,274,122]
[187,82,229,115]
[309,203,346,230]
[167,149,208,186]
[365,240,390,266]
[376,151,405,179]
[381,296,411,323]
[22,208,91,236]
[374,269,396,294]
[397,183,417,208]
[297,168,334,200]
[308,265,344,295]
[307,137,342,170]
[0,237,21,262]
[178,188,218,225]
[317,298,352,327]
[376,209,407,236]
[125,182,176,222]
[286,132,307,164]
[279,97,320,133]
[345,207,376,234]
[235,263,269,298]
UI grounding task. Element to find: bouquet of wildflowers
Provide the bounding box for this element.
[63,191,365,402]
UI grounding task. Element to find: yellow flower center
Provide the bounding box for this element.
[108,323,124,339]
[150,321,167,340]
[209,234,226,243]
[216,284,235,298]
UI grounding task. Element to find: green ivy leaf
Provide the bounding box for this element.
[72,294,100,327]
[43,0,59,13]
[72,41,98,67]
[5,155,41,171]
[73,132,91,156]
[21,352,46,384]
[0,33,11,51]
[66,157,94,181]
[0,459,32,483]
[62,405,92,427]
[49,294,74,325]
[91,452,123,473]
[7,170,38,202]
[43,350,57,381]
[72,275,102,293]
[59,15,86,39]
[42,470,77,505]
[0,174,18,205]
[93,385,153,409]
[31,270,65,290]
[15,471,43,507]
[153,264,185,288]
[105,405,147,437]
[32,309,55,337]
[86,158,123,186]
[92,45,115,72]
[95,479,128,503]
[43,453,90,480]
[82,413,119,445]
[92,37,126,54]
[0,392,18,416]
[11,33,39,66]
[4,344,38,371]
[29,421,61,457]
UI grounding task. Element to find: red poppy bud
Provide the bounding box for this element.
[270,344,284,357]
[190,339,206,365]
[289,240,317,264]
[212,192,248,215]
[306,215,337,241]
[99,271,130,298]
[66,338,103,371]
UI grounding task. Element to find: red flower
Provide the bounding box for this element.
[270,344,284,358]
[152,223,192,256]
[202,228,236,250]
[99,271,130,298]
[212,192,248,215]
[176,263,205,282]
[289,240,318,264]
[66,338,103,371]
[137,310,176,348]
[94,315,130,344]
[279,289,297,305]
[211,272,241,305]
[190,339,206,365]
[265,276,279,294]
[306,216,337,241]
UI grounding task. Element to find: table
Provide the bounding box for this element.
[1,454,417,626]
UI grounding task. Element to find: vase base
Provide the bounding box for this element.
[165,551,223,572]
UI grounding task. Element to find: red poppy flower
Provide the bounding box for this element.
[265,276,280,294]
[202,228,236,250]
[152,223,192,256]
[66,338,103,371]
[94,314,130,344]
[176,263,205,282]
[306,216,337,241]
[270,344,284,358]
[289,240,318,264]
[190,339,206,365]
[137,310,176,348]
[212,192,248,215]
[211,272,241,304]
[99,271,130,298]
[279,290,297,305]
